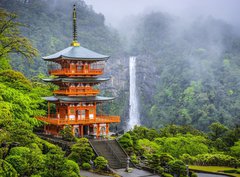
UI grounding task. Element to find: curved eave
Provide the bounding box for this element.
[42,77,110,83]
[42,46,109,61]
[42,96,115,103]
[43,56,109,61]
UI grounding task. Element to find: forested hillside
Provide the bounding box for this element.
[129,12,240,130]
[0,0,122,76]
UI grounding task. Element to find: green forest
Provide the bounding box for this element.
[0,0,240,176]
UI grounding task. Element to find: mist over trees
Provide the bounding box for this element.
[126,12,240,130]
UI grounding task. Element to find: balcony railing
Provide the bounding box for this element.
[49,68,103,76]
[37,115,120,125]
[53,88,100,96]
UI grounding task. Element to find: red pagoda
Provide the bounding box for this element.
[37,5,120,138]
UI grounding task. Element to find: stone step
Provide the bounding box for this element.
[90,140,130,169]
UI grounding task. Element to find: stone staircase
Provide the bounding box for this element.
[89,140,132,169]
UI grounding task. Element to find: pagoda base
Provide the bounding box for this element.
[42,122,112,138]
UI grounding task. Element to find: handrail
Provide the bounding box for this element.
[88,140,100,156]
[36,115,120,125]
[115,139,138,168]
[49,68,103,76]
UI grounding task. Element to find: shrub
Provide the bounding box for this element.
[94,156,108,170]
[9,146,30,157]
[131,154,139,164]
[82,162,91,170]
[191,172,198,177]
[5,155,28,175]
[194,153,238,167]
[64,160,80,176]
[162,173,173,177]
[60,125,76,142]
[68,138,94,165]
[0,159,18,177]
[168,160,186,176]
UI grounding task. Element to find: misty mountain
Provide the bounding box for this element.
[129,12,240,130]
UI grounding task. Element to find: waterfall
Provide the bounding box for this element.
[127,56,140,130]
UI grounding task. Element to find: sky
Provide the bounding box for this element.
[84,0,240,28]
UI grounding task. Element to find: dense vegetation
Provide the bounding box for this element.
[127,12,240,130]
[119,125,240,176]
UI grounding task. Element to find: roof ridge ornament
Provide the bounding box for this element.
[71,4,80,47]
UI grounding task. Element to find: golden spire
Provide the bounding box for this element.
[71,4,80,46]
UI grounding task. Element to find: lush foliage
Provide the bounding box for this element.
[119,125,240,176]
[0,8,38,70]
[94,156,108,171]
[68,138,94,166]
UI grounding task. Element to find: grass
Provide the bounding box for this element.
[189,165,240,177]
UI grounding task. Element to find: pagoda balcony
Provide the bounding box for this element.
[54,87,100,96]
[49,68,103,76]
[36,115,120,125]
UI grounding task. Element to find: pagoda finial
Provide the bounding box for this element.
[71,4,80,47]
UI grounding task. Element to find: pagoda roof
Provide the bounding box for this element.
[43,77,110,83]
[42,46,109,61]
[43,96,114,103]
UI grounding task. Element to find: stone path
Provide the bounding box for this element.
[115,168,160,177]
[80,168,160,177]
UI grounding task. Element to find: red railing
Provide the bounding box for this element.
[36,115,120,125]
[53,88,100,96]
[49,68,103,76]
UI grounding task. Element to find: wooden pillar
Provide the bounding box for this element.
[78,125,81,137]
[81,125,84,138]
[67,105,69,123]
[106,123,109,137]
[96,124,100,139]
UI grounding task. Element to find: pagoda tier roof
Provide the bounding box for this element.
[42,46,109,61]
[42,77,110,83]
[43,96,114,103]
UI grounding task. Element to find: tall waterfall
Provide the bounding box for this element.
[127,56,140,130]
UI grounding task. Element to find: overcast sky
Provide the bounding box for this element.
[84,0,240,28]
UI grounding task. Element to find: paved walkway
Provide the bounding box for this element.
[115,168,160,177]
[80,168,160,177]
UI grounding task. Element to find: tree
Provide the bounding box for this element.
[94,156,108,171]
[208,122,228,141]
[0,9,38,64]
[59,125,76,142]
[230,140,240,158]
[68,138,94,165]
[168,160,186,177]
[118,133,134,154]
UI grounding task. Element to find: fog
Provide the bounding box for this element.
[84,0,240,28]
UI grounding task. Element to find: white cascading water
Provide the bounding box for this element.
[127,56,140,130]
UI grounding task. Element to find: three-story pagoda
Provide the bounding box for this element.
[37,5,120,138]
